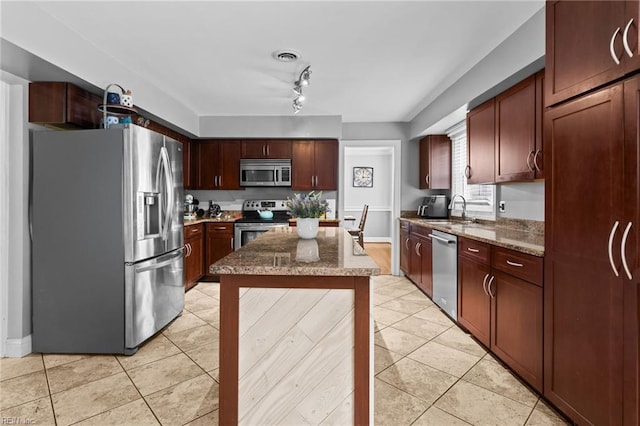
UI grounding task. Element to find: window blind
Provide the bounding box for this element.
[447,120,496,220]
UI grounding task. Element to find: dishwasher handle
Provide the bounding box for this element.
[428,233,455,244]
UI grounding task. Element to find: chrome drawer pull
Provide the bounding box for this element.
[621,222,633,280]
[610,26,622,65]
[482,273,489,296]
[623,18,635,58]
[608,221,620,277]
[506,260,523,267]
[487,275,495,298]
[467,247,480,253]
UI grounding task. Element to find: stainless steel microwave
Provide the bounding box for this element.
[239,159,292,186]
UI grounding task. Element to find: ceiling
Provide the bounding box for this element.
[26,1,543,123]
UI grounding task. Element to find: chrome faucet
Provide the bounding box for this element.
[449,194,467,221]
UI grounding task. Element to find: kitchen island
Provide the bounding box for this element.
[210,226,380,425]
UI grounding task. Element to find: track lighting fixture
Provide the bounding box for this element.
[292,65,311,114]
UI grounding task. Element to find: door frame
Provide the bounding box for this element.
[339,140,401,275]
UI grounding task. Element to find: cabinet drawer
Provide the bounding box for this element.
[400,220,410,232]
[459,237,490,264]
[205,223,234,235]
[491,246,543,286]
[184,224,203,237]
[410,223,431,239]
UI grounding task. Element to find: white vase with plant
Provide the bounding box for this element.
[286,191,329,239]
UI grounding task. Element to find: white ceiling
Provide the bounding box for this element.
[30,1,543,123]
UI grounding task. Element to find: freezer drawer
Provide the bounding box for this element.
[125,249,185,350]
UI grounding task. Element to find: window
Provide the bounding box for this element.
[447,121,496,220]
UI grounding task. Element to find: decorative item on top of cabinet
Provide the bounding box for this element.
[419,135,451,189]
[197,140,242,190]
[29,82,103,129]
[184,224,204,290]
[544,75,639,426]
[292,139,338,190]
[241,139,292,159]
[546,1,640,108]
[97,83,137,128]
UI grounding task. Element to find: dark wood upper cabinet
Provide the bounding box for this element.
[182,139,194,189]
[545,1,639,107]
[466,99,495,184]
[495,76,537,182]
[196,140,242,190]
[419,135,451,189]
[29,82,103,129]
[292,139,338,191]
[241,139,292,159]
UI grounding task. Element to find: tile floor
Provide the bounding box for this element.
[0,276,570,425]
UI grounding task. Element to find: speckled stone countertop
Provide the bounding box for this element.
[399,216,544,257]
[210,226,380,276]
[183,212,242,225]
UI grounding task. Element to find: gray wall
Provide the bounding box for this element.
[199,115,342,139]
[497,182,544,222]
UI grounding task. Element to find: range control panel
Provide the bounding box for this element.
[242,199,288,211]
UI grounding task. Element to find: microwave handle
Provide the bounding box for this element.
[275,168,279,183]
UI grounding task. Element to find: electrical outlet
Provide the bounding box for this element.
[499,201,506,213]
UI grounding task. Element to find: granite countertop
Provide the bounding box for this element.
[399,217,544,257]
[288,218,342,224]
[184,214,241,225]
[210,227,380,276]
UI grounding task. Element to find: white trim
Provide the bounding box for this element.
[5,335,32,358]
[0,80,9,358]
[364,237,392,244]
[339,140,401,276]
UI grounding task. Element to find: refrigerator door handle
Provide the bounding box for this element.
[134,248,184,273]
[157,146,174,242]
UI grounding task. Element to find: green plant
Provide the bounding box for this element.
[286,191,329,218]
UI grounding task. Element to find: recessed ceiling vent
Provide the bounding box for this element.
[273,50,301,62]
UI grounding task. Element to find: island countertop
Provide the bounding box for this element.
[209,226,380,276]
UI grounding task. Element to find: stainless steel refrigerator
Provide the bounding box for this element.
[31,125,184,354]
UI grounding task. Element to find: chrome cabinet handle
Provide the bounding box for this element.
[621,222,633,280]
[526,151,534,171]
[610,26,622,65]
[263,145,267,156]
[426,174,430,186]
[533,149,542,171]
[623,18,635,58]
[218,176,222,187]
[487,275,495,298]
[427,233,455,244]
[231,237,234,250]
[608,221,621,277]
[415,242,421,256]
[467,247,480,253]
[266,145,270,156]
[464,165,471,179]
[214,226,226,230]
[506,260,524,267]
[405,238,410,250]
[482,273,489,296]
[188,243,192,257]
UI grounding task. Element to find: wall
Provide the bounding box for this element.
[497,182,544,222]
[409,7,545,138]
[198,115,342,139]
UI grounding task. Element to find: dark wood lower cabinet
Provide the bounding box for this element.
[402,223,432,297]
[400,226,410,275]
[204,223,234,279]
[184,224,204,291]
[458,256,491,348]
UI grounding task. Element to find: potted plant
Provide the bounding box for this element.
[286,191,329,239]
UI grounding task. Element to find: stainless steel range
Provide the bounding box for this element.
[234,199,290,250]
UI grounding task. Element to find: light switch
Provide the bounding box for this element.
[499,201,506,212]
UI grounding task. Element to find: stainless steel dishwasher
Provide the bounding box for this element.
[429,229,458,321]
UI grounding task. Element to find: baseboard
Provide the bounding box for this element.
[364,237,392,243]
[4,334,32,358]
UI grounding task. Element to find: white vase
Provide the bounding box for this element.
[295,239,319,262]
[297,218,320,239]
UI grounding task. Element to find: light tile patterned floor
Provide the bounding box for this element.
[0,276,569,425]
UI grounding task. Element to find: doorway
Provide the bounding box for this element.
[339,141,401,275]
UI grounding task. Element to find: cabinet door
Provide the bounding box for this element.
[625,1,640,75]
[408,236,422,287]
[457,256,491,347]
[534,71,545,179]
[66,84,102,129]
[400,228,410,275]
[185,235,204,290]
[241,140,267,158]
[495,76,536,183]
[205,226,234,277]
[420,237,433,297]
[429,135,452,189]
[183,139,193,189]
[545,1,627,107]
[266,140,292,159]
[623,74,639,425]
[419,137,430,189]
[292,140,315,190]
[218,140,241,189]
[491,270,543,393]
[197,141,219,189]
[313,140,338,190]
[544,82,625,425]
[466,99,495,184]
